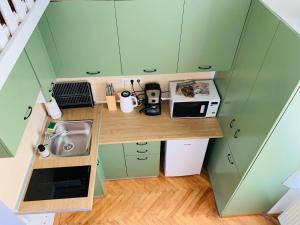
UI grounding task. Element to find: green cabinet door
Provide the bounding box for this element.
[218,0,280,151]
[229,23,300,175]
[208,138,241,214]
[100,144,127,179]
[223,85,300,216]
[25,27,56,101]
[115,0,183,75]
[44,1,121,77]
[126,154,160,177]
[94,153,106,197]
[0,52,40,157]
[178,0,251,72]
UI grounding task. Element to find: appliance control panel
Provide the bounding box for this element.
[206,101,220,117]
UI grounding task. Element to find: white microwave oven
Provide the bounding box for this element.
[169,80,220,118]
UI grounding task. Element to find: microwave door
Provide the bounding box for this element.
[173,101,209,117]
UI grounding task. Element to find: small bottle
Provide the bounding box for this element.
[37,144,50,158]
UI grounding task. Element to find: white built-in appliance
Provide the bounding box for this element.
[163,139,209,177]
[169,80,220,118]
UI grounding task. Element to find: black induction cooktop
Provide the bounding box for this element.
[24,166,91,201]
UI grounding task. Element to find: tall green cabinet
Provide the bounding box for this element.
[208,0,300,216]
[115,0,184,75]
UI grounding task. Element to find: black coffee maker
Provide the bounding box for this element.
[140,83,161,116]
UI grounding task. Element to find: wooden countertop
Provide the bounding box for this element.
[18,106,101,213]
[99,102,223,144]
[18,101,223,213]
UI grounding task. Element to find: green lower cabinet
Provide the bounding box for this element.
[126,154,160,178]
[99,142,161,179]
[207,138,241,214]
[25,27,56,102]
[94,157,106,197]
[0,52,40,157]
[99,144,127,179]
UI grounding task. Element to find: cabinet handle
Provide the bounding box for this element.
[229,119,236,128]
[143,69,157,73]
[86,71,101,75]
[24,106,33,120]
[49,82,55,93]
[234,129,241,139]
[137,157,148,160]
[97,160,100,166]
[136,142,147,146]
[198,66,212,70]
[137,150,148,153]
[227,153,234,165]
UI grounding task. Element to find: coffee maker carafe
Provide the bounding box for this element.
[141,83,161,116]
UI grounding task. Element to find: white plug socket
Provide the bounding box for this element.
[121,77,143,85]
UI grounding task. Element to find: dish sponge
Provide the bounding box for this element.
[47,122,57,133]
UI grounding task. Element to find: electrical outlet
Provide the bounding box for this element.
[121,77,143,85]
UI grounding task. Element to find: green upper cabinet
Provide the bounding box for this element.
[0,52,40,157]
[115,0,184,75]
[229,23,300,175]
[218,0,280,149]
[25,27,56,102]
[178,0,251,72]
[43,1,121,77]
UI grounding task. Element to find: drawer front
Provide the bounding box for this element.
[126,154,160,177]
[123,141,161,156]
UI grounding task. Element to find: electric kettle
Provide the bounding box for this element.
[118,91,138,113]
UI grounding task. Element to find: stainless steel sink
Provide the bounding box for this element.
[46,120,92,157]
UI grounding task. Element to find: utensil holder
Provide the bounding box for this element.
[106,95,117,112]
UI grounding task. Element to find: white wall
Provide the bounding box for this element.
[57,72,215,103]
[0,103,47,210]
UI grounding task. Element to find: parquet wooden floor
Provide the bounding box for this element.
[54,172,279,225]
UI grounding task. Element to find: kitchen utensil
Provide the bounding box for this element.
[106,83,117,111]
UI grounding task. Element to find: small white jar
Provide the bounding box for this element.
[37,144,50,158]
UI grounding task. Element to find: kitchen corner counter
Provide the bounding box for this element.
[18,101,223,213]
[18,105,102,213]
[99,102,223,145]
